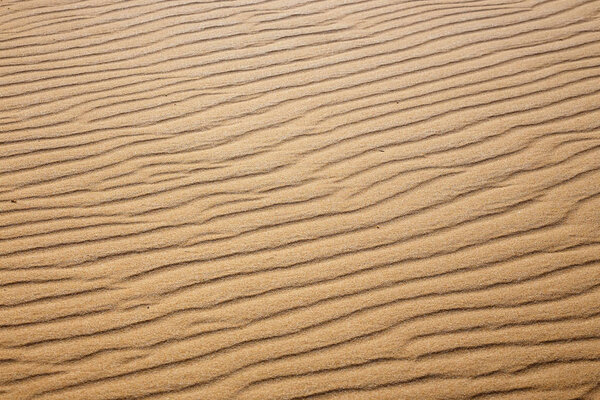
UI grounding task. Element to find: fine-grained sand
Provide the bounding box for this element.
[1,0,600,399]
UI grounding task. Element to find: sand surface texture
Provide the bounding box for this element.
[2,0,600,399]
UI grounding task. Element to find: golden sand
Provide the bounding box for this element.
[1,0,600,398]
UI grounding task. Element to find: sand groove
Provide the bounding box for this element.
[1,0,600,399]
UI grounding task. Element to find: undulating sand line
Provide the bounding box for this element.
[1,0,600,399]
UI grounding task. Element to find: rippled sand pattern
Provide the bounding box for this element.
[1,0,600,399]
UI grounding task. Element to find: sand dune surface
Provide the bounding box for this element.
[1,0,600,399]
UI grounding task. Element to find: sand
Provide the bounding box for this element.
[1,0,600,399]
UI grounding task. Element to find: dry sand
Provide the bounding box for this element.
[1,0,600,399]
